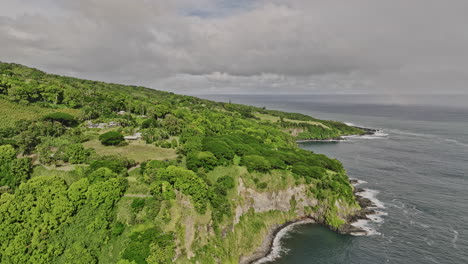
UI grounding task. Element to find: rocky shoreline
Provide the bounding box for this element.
[337,179,378,235]
[240,218,315,264]
[241,178,377,264]
[241,126,380,263]
[296,126,379,143]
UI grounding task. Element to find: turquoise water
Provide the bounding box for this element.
[200,94,468,264]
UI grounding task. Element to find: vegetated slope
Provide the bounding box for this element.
[0,62,363,263]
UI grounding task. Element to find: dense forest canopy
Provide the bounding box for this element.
[0,62,364,263]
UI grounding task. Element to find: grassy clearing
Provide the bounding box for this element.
[0,98,81,128]
[126,174,151,195]
[255,113,329,128]
[31,165,82,185]
[207,165,300,193]
[83,139,177,163]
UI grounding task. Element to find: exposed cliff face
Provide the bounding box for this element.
[234,178,318,225]
[163,166,359,263]
[234,178,361,264]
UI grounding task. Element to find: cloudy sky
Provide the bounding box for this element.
[1,0,468,94]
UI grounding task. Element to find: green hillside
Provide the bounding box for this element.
[0,62,364,263]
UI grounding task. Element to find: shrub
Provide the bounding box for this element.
[216,176,235,190]
[117,140,129,147]
[112,221,126,236]
[149,180,176,200]
[42,112,77,126]
[158,140,172,148]
[171,138,178,148]
[99,131,124,146]
[131,198,145,212]
[89,160,124,173]
[256,182,268,189]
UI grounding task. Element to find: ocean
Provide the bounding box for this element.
[198,94,468,264]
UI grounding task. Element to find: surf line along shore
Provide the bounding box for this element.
[239,218,315,264]
[240,126,383,264]
[239,180,380,264]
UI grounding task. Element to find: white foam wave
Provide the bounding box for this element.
[253,219,315,264]
[350,179,387,236]
[357,189,385,209]
[444,138,468,148]
[451,229,459,249]
[350,219,381,236]
[342,130,389,140]
[388,129,436,138]
[350,178,368,185]
[390,129,468,148]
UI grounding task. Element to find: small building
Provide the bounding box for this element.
[117,110,127,115]
[124,132,142,141]
[87,121,120,129]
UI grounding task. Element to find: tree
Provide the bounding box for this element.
[61,242,97,264]
[0,176,75,263]
[141,119,160,129]
[146,239,176,264]
[41,84,63,104]
[156,166,209,213]
[64,143,91,164]
[202,139,234,162]
[241,155,271,172]
[186,151,218,171]
[9,157,32,186]
[42,112,77,126]
[0,145,16,163]
[150,104,170,119]
[87,167,117,184]
[162,114,184,136]
[99,131,124,146]
[0,146,31,188]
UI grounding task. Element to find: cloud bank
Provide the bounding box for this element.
[1,0,468,94]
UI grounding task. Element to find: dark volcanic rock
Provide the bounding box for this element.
[349,179,359,185]
[354,187,365,193]
[356,195,374,208]
[352,126,379,135]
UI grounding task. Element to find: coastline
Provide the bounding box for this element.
[240,218,315,264]
[296,126,379,143]
[241,126,382,263]
[241,180,378,264]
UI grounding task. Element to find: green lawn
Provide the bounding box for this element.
[0,98,81,128]
[83,139,177,163]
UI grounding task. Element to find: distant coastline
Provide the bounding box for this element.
[296,126,379,143]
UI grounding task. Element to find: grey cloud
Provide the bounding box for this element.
[1,0,468,94]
